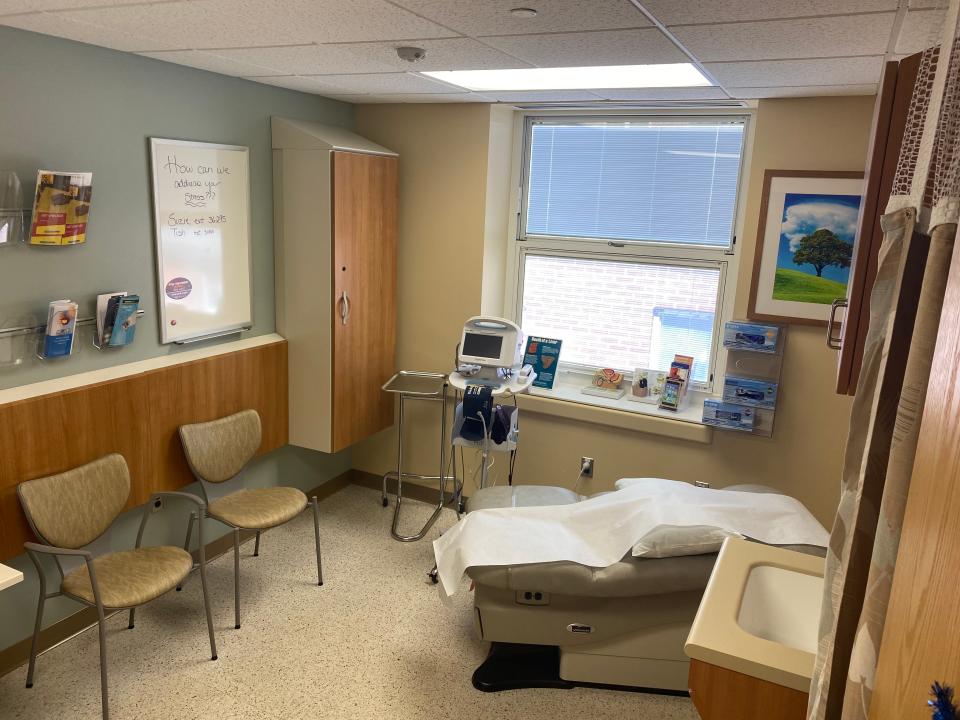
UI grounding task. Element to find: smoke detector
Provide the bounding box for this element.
[396,46,427,63]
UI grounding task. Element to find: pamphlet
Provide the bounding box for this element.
[96,291,127,347]
[42,300,78,358]
[524,336,562,389]
[108,295,140,347]
[30,171,93,246]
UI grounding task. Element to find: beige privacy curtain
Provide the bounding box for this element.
[808,6,960,718]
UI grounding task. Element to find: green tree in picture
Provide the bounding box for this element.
[792,228,853,277]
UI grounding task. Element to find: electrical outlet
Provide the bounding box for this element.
[581,457,594,478]
[151,497,163,513]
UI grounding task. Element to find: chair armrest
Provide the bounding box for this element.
[147,490,207,511]
[23,542,93,559]
[136,491,207,549]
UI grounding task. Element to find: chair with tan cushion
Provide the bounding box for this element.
[17,454,217,720]
[178,409,322,630]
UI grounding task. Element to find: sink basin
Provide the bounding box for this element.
[685,538,826,692]
[737,565,823,653]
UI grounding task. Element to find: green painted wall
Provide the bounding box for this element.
[0,26,353,388]
[0,27,356,654]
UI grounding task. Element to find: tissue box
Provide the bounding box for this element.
[702,400,755,432]
[723,322,779,353]
[722,376,778,409]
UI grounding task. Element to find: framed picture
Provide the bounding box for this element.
[748,170,864,326]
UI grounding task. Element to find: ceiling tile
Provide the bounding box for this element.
[728,84,878,98]
[482,28,687,67]
[340,37,532,72]
[305,72,461,94]
[215,44,397,76]
[592,86,730,100]
[643,0,897,25]
[48,0,458,52]
[0,10,157,51]
[478,89,605,102]
[391,0,649,37]
[139,49,287,77]
[0,0,179,16]
[344,92,493,103]
[706,56,884,87]
[895,8,946,54]
[246,75,351,94]
[217,38,530,77]
[673,14,895,62]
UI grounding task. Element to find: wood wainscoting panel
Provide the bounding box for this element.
[0,339,288,561]
[145,339,289,499]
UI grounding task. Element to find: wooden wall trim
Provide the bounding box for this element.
[0,339,288,561]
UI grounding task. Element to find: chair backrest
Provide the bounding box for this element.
[17,454,130,549]
[179,409,261,484]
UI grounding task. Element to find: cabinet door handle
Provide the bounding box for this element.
[827,298,847,350]
[339,290,351,326]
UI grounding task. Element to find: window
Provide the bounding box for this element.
[513,115,747,391]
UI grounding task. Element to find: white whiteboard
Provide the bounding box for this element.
[150,138,252,344]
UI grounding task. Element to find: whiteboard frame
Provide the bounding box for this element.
[149,137,254,345]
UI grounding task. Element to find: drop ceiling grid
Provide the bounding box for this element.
[0,0,939,102]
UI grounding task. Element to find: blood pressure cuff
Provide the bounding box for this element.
[461,385,494,442]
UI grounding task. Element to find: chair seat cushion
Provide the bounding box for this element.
[62,547,193,609]
[207,486,308,530]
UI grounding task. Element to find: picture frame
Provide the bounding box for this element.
[748,169,865,326]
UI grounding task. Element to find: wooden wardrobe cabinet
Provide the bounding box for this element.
[834,53,921,394]
[272,117,398,453]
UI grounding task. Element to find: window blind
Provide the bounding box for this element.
[525,121,744,247]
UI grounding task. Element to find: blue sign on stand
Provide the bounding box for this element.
[524,336,562,389]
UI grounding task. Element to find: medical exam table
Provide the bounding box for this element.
[464,484,826,693]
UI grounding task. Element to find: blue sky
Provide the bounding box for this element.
[776,192,861,282]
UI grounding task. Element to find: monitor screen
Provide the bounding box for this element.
[463,332,504,359]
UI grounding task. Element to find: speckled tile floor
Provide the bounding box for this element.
[0,484,700,720]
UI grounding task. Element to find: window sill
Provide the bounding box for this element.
[516,382,714,444]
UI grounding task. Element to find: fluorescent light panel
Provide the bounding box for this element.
[421,63,711,91]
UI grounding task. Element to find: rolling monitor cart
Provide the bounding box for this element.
[380,371,461,542]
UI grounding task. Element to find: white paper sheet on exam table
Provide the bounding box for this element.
[432,478,828,596]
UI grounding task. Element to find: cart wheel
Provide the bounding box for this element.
[428,569,439,584]
[382,496,389,507]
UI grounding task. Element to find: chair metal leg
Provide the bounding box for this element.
[176,511,196,592]
[127,608,135,630]
[95,606,109,720]
[25,552,46,689]
[233,528,241,630]
[195,511,218,660]
[312,496,323,586]
[253,531,261,557]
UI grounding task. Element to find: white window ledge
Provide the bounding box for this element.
[516,381,714,444]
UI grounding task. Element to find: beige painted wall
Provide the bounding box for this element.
[354,95,875,526]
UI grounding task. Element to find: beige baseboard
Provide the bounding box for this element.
[0,470,355,680]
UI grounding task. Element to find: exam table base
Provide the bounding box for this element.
[473,643,689,696]
[472,585,701,693]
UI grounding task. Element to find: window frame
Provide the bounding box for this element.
[504,109,755,398]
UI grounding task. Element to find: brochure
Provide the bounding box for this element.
[96,291,127,347]
[42,300,78,358]
[108,295,140,347]
[30,171,93,246]
[523,336,562,389]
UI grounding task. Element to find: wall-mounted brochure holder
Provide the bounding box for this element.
[704,321,787,438]
[0,170,25,248]
[0,309,146,365]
